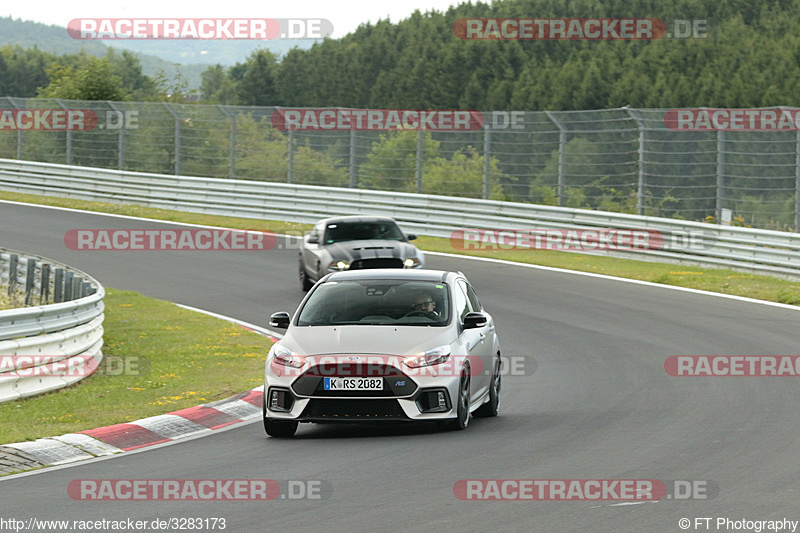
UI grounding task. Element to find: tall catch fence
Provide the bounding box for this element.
[1,98,797,231]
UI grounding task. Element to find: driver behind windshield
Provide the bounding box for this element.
[412,293,439,318]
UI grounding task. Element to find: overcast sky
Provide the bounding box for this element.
[3,0,468,38]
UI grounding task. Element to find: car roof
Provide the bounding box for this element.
[323,269,456,283]
[317,215,399,225]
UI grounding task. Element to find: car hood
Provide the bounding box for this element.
[281,325,453,356]
[324,240,418,261]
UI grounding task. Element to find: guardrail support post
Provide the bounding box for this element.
[717,131,725,222]
[54,268,64,303]
[63,271,74,301]
[40,263,50,304]
[483,127,491,199]
[7,255,18,296]
[545,111,566,206]
[24,259,35,306]
[349,128,357,188]
[71,276,82,302]
[287,130,295,184]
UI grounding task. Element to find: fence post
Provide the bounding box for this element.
[349,128,357,188]
[796,129,800,232]
[624,107,646,215]
[218,105,236,178]
[415,130,423,194]
[6,98,22,159]
[545,111,566,206]
[55,99,72,165]
[717,130,725,222]
[483,127,491,199]
[108,101,124,170]
[163,103,180,175]
[287,130,295,184]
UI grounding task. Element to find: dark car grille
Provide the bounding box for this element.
[300,399,408,421]
[350,258,404,269]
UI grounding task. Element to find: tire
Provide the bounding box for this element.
[474,356,501,418]
[299,257,313,291]
[263,396,298,437]
[447,367,471,430]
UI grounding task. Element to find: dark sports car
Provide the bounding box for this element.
[298,216,425,291]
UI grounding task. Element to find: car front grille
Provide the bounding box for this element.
[300,399,408,421]
[292,371,417,397]
[350,258,404,269]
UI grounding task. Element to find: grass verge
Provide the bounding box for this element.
[0,288,273,444]
[0,288,25,311]
[1,189,799,306]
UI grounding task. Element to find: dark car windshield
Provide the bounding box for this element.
[297,280,449,326]
[323,221,405,244]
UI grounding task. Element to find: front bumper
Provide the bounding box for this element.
[264,361,459,423]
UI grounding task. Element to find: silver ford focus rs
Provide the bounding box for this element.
[263,269,501,437]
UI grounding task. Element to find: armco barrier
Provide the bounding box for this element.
[0,247,104,402]
[1,158,800,279]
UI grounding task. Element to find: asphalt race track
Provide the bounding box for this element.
[2,201,800,532]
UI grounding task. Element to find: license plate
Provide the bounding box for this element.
[323,377,383,391]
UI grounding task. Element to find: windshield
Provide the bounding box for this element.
[323,221,405,244]
[297,280,450,326]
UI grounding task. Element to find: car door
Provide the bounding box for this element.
[458,279,494,400]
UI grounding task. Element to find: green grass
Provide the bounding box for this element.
[0,288,25,311]
[0,288,272,444]
[1,189,799,306]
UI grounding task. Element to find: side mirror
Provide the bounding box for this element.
[269,312,291,329]
[462,312,488,329]
[406,233,417,241]
[306,234,319,244]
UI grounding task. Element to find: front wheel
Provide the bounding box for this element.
[263,396,298,437]
[299,258,313,291]
[474,357,501,418]
[446,368,471,430]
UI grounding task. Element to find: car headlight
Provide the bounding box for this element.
[403,345,451,368]
[271,345,306,368]
[329,260,350,271]
[403,257,422,268]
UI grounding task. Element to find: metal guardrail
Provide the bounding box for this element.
[0,247,104,402]
[1,158,799,279]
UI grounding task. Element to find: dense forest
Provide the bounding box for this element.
[204,0,800,109]
[1,0,799,109]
